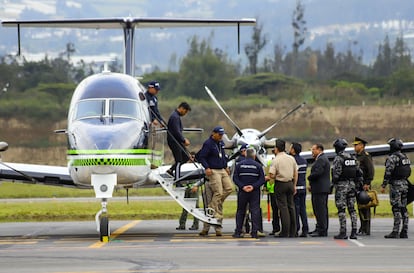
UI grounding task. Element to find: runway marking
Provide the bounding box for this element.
[300,241,323,245]
[348,238,365,247]
[173,233,201,237]
[170,238,258,242]
[333,239,349,247]
[54,239,97,244]
[0,240,38,245]
[88,220,141,248]
[110,239,155,243]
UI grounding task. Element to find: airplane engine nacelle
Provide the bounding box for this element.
[263,138,277,149]
[222,134,237,149]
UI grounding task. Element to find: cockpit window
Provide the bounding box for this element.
[111,100,140,118]
[75,100,104,120]
[74,99,141,121]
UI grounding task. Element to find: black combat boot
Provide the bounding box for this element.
[399,231,408,238]
[189,224,198,230]
[334,232,348,239]
[384,231,399,239]
[349,229,357,240]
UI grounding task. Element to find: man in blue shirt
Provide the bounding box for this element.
[232,148,265,238]
[198,126,233,236]
[166,102,191,179]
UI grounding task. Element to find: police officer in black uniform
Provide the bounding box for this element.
[332,138,362,240]
[290,142,309,237]
[381,138,411,239]
[145,80,166,126]
[232,147,265,239]
[352,137,375,235]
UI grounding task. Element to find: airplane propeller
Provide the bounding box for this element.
[204,86,243,136]
[204,86,306,165]
[257,101,306,139]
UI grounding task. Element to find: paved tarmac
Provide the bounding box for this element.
[0,217,414,273]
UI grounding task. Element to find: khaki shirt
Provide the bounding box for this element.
[269,152,298,183]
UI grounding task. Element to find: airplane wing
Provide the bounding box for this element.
[1,17,256,29]
[155,127,203,133]
[2,17,256,62]
[0,162,76,187]
[297,142,414,164]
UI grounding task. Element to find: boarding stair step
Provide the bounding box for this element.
[153,168,220,227]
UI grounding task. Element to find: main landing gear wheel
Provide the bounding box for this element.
[100,216,109,242]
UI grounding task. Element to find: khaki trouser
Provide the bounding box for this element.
[202,182,222,232]
[201,168,233,232]
[207,168,233,219]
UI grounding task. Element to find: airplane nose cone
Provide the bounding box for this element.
[94,138,113,150]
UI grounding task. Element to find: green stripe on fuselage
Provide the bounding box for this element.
[68,149,162,155]
[70,158,149,166]
[67,149,163,167]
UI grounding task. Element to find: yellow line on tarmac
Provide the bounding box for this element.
[300,241,324,245]
[0,240,38,245]
[89,220,141,248]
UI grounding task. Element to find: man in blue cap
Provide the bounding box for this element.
[236,144,249,163]
[198,126,233,236]
[235,143,265,237]
[232,147,265,238]
[234,143,251,234]
[145,80,165,126]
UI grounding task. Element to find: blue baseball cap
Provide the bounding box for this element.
[212,126,225,135]
[148,80,160,90]
[239,144,249,151]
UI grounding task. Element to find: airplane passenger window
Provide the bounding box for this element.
[75,100,104,120]
[111,100,139,119]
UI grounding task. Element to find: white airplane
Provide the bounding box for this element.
[0,17,256,241]
[203,86,414,166]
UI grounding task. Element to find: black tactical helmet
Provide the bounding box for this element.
[388,138,403,152]
[357,190,371,205]
[333,138,348,153]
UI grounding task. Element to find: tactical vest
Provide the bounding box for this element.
[340,153,358,180]
[392,152,411,179]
